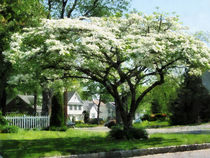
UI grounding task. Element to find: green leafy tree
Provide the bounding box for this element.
[169,73,210,125]
[0,0,46,115]
[44,0,131,18]
[151,98,161,114]
[147,76,181,114]
[5,12,210,131]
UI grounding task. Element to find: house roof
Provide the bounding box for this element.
[106,102,115,110]
[68,91,83,105]
[18,95,34,105]
[83,101,97,112]
[93,100,105,106]
[6,94,34,105]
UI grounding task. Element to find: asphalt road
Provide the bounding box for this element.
[77,123,210,134]
[132,149,210,158]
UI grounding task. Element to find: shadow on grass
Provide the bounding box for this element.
[172,130,210,134]
[0,136,179,158]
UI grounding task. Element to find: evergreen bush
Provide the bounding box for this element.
[169,74,210,125]
[50,92,65,127]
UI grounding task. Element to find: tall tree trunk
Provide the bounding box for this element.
[97,96,101,125]
[115,99,122,124]
[34,92,37,116]
[60,0,68,19]
[41,88,53,116]
[64,88,68,124]
[47,0,52,19]
[0,88,7,115]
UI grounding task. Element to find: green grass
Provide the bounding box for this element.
[1,129,210,158]
[134,120,170,128]
[75,123,99,128]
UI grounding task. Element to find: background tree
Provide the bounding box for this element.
[44,0,131,19]
[169,72,210,125]
[81,80,113,124]
[0,0,46,115]
[5,12,210,131]
[148,76,181,114]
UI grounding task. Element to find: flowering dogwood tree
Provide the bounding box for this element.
[4,13,210,130]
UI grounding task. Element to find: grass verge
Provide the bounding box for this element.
[134,120,170,128]
[0,129,210,158]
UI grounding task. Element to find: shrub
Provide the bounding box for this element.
[126,128,148,139]
[89,118,104,124]
[108,126,124,139]
[141,113,167,121]
[108,126,148,140]
[0,111,8,126]
[0,125,19,133]
[82,111,89,123]
[154,113,167,121]
[75,120,83,124]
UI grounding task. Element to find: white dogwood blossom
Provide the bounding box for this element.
[4,13,210,79]
[3,13,210,129]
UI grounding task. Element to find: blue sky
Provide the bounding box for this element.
[130,0,210,33]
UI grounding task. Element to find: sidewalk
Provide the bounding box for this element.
[132,148,210,158]
[47,143,210,158]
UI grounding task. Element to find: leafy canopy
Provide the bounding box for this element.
[4,12,210,120]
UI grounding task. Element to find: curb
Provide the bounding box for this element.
[47,143,210,158]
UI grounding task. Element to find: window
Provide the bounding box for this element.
[92,113,96,118]
[79,106,81,110]
[74,105,77,110]
[69,106,72,110]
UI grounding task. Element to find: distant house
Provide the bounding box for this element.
[102,102,116,120]
[5,95,42,115]
[6,95,35,115]
[67,92,98,121]
[67,91,115,122]
[67,91,141,122]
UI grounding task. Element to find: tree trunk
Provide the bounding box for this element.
[0,88,7,115]
[64,88,68,124]
[60,0,68,19]
[115,99,122,124]
[97,96,101,125]
[47,0,52,19]
[34,92,37,116]
[41,88,53,116]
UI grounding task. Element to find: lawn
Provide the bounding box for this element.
[134,120,170,128]
[1,129,210,158]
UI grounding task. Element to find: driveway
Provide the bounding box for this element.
[76,123,210,134]
[132,148,210,158]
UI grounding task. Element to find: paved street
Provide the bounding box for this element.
[76,123,210,134]
[132,149,210,158]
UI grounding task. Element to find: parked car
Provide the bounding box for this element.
[104,120,116,128]
[66,121,75,128]
[133,118,142,123]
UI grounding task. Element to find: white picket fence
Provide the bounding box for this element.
[5,115,50,129]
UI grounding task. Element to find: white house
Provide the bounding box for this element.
[67,91,141,122]
[67,92,98,121]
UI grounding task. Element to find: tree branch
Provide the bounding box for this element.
[83,0,99,17]
[67,0,78,18]
[61,0,68,19]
